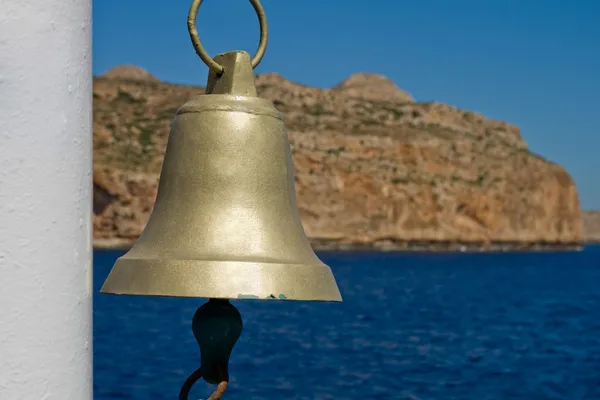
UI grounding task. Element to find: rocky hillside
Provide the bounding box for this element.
[583,211,600,243]
[93,65,584,251]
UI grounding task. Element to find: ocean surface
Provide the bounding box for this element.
[94,246,600,400]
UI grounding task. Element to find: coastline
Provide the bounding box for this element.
[93,238,585,253]
[92,72,585,258]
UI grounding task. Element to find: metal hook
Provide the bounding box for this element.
[179,368,228,400]
[187,0,269,76]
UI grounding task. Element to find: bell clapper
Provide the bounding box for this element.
[179,299,243,400]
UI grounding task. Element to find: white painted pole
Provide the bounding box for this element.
[0,1,93,399]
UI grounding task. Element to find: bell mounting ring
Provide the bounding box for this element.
[187,0,269,75]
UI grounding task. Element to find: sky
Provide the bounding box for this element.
[93,0,600,209]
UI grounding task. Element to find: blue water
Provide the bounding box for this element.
[94,247,600,399]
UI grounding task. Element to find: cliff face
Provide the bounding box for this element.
[583,211,600,243]
[92,66,584,250]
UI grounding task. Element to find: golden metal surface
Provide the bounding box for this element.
[187,0,268,75]
[100,51,342,302]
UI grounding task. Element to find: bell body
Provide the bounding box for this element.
[101,51,342,302]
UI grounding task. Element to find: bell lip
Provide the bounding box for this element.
[98,291,343,303]
[100,257,343,302]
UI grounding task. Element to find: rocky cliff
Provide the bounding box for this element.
[93,65,584,251]
[583,211,600,243]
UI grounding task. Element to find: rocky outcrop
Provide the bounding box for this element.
[102,65,158,82]
[92,67,584,251]
[331,73,414,103]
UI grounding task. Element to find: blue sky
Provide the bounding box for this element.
[93,0,600,209]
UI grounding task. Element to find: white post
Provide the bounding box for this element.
[0,1,93,399]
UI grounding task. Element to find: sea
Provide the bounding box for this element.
[93,246,600,400]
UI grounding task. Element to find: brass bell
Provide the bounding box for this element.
[102,1,342,397]
[100,50,342,302]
